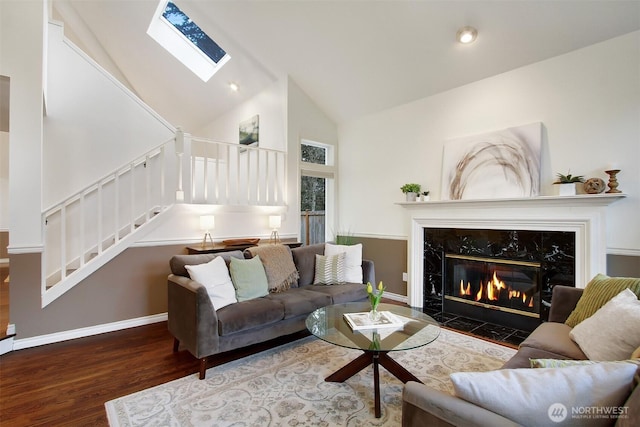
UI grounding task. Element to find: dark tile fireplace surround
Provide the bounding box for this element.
[422,227,576,345]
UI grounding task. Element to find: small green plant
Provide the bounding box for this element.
[400,183,421,193]
[554,171,585,184]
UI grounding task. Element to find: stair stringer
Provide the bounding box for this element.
[41,204,174,308]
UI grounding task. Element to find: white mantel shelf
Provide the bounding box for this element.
[396,193,627,209]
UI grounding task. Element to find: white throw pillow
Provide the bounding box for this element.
[451,362,638,427]
[185,256,238,310]
[325,243,362,283]
[569,288,640,360]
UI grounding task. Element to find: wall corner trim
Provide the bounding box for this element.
[12,312,168,351]
[7,244,44,254]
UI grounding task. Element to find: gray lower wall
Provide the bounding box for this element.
[10,244,187,339]
[7,237,638,340]
[352,237,407,297]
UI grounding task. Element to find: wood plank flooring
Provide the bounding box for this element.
[0,322,308,427]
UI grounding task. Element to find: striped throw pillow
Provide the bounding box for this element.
[313,253,346,285]
[565,274,640,327]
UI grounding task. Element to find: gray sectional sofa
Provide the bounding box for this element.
[401,285,640,427]
[167,243,374,379]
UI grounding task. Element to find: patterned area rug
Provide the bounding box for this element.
[105,329,515,426]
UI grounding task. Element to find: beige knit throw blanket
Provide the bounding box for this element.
[247,244,300,293]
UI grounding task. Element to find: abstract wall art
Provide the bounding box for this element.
[441,122,542,200]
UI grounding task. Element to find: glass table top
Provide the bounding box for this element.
[306,302,440,352]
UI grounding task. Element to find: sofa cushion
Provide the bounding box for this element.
[302,282,368,304]
[170,250,245,277]
[291,244,325,286]
[451,362,638,427]
[229,256,269,302]
[565,274,640,327]
[184,256,237,310]
[519,322,587,360]
[216,297,284,335]
[265,288,332,319]
[569,288,640,360]
[313,253,346,285]
[617,381,640,427]
[325,243,363,283]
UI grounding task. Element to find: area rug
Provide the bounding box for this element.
[105,329,516,426]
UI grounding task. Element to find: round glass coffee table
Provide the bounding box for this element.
[306,302,440,418]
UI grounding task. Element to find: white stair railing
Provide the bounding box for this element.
[41,131,287,307]
[41,138,176,307]
[184,134,287,206]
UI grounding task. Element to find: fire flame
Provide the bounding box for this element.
[459,270,534,308]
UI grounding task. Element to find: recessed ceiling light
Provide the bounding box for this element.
[456,26,478,44]
[229,82,239,92]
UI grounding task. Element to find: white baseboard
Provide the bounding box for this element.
[384,291,409,304]
[0,336,14,355]
[12,313,168,351]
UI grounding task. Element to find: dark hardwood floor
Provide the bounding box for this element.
[0,322,310,427]
[0,300,516,426]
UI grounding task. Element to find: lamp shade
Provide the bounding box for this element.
[200,215,215,231]
[269,215,281,229]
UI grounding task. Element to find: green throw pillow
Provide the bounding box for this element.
[565,274,640,327]
[229,256,269,302]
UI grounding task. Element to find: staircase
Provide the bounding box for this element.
[41,22,287,307]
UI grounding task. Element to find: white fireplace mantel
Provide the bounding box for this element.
[399,194,626,308]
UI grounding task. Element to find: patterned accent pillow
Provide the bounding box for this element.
[565,274,640,327]
[313,253,346,285]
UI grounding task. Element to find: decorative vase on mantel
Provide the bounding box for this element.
[405,192,417,202]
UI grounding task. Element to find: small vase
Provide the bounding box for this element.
[369,307,381,322]
[405,192,417,202]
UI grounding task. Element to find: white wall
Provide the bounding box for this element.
[43,21,175,208]
[1,0,45,250]
[0,131,8,230]
[338,31,640,254]
[192,76,339,242]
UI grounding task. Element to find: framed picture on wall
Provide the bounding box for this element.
[239,115,259,147]
[441,122,542,200]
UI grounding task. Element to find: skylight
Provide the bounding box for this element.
[147,0,230,82]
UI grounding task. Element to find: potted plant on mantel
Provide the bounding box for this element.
[401,183,421,201]
[553,171,585,196]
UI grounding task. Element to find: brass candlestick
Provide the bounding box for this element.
[605,169,621,193]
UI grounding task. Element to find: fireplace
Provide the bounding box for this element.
[403,194,625,333]
[444,254,541,330]
[422,227,574,331]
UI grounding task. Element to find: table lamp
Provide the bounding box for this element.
[269,215,281,244]
[200,215,215,248]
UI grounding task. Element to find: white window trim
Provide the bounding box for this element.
[147,0,230,82]
[300,139,337,242]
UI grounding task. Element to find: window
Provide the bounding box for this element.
[147,1,230,82]
[300,141,335,245]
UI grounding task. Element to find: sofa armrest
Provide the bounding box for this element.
[362,259,375,285]
[548,285,584,323]
[167,274,220,358]
[402,382,519,427]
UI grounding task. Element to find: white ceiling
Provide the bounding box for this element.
[52,0,640,131]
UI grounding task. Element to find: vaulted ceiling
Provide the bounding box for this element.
[52,0,640,132]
